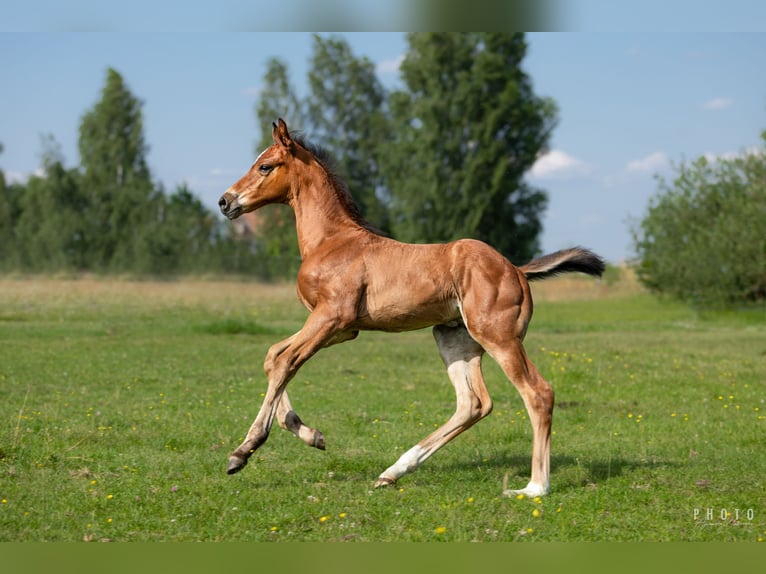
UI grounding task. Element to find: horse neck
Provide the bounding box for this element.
[290,163,361,259]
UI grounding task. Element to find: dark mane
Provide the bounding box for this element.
[291,131,384,236]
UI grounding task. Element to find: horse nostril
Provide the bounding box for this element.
[219,192,242,218]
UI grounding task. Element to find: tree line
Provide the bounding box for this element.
[2,32,762,309]
[0,69,264,277]
[0,33,557,279]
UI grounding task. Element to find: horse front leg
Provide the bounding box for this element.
[260,332,325,449]
[274,330,358,451]
[226,311,343,475]
[276,391,326,450]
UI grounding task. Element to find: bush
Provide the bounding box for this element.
[632,131,766,308]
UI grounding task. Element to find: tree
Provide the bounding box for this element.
[0,142,24,270]
[134,183,218,275]
[383,33,557,263]
[307,34,391,231]
[78,67,156,271]
[251,57,304,278]
[255,57,306,140]
[632,133,766,307]
[79,68,150,187]
[14,135,88,271]
[2,69,270,277]
[247,39,395,280]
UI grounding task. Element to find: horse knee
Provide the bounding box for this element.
[465,392,492,423]
[263,356,274,376]
[263,342,286,376]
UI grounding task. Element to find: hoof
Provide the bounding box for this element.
[312,432,326,451]
[226,455,248,475]
[374,476,396,489]
[502,484,548,498]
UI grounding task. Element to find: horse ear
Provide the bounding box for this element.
[273,118,293,151]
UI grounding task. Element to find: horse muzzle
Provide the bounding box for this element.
[218,191,243,220]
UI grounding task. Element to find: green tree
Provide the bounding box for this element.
[14,135,88,271]
[632,133,766,307]
[252,57,303,278]
[134,183,217,275]
[78,67,156,271]
[383,33,557,263]
[0,142,24,269]
[79,68,150,187]
[248,39,394,280]
[307,34,391,231]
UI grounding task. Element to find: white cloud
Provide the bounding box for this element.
[704,146,763,163]
[529,149,589,179]
[703,151,738,163]
[376,54,404,75]
[5,169,44,184]
[626,152,667,173]
[241,86,262,97]
[702,97,733,110]
[5,171,28,184]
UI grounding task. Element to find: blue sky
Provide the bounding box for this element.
[2,27,765,262]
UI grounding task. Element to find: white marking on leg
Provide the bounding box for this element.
[379,445,428,481]
[503,481,549,498]
[376,325,491,487]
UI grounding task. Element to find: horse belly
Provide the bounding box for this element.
[359,282,460,332]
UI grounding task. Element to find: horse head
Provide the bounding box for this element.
[218,118,296,220]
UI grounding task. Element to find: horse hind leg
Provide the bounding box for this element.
[482,338,553,497]
[374,323,492,487]
[457,270,553,497]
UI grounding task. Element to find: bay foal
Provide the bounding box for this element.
[218,119,604,496]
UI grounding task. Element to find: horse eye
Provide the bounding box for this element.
[258,164,273,175]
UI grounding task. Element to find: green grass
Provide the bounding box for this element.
[0,277,764,542]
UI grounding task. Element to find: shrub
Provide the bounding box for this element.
[632,131,766,307]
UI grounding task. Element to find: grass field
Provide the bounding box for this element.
[0,273,764,542]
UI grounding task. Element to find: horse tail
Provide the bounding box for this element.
[519,247,605,282]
